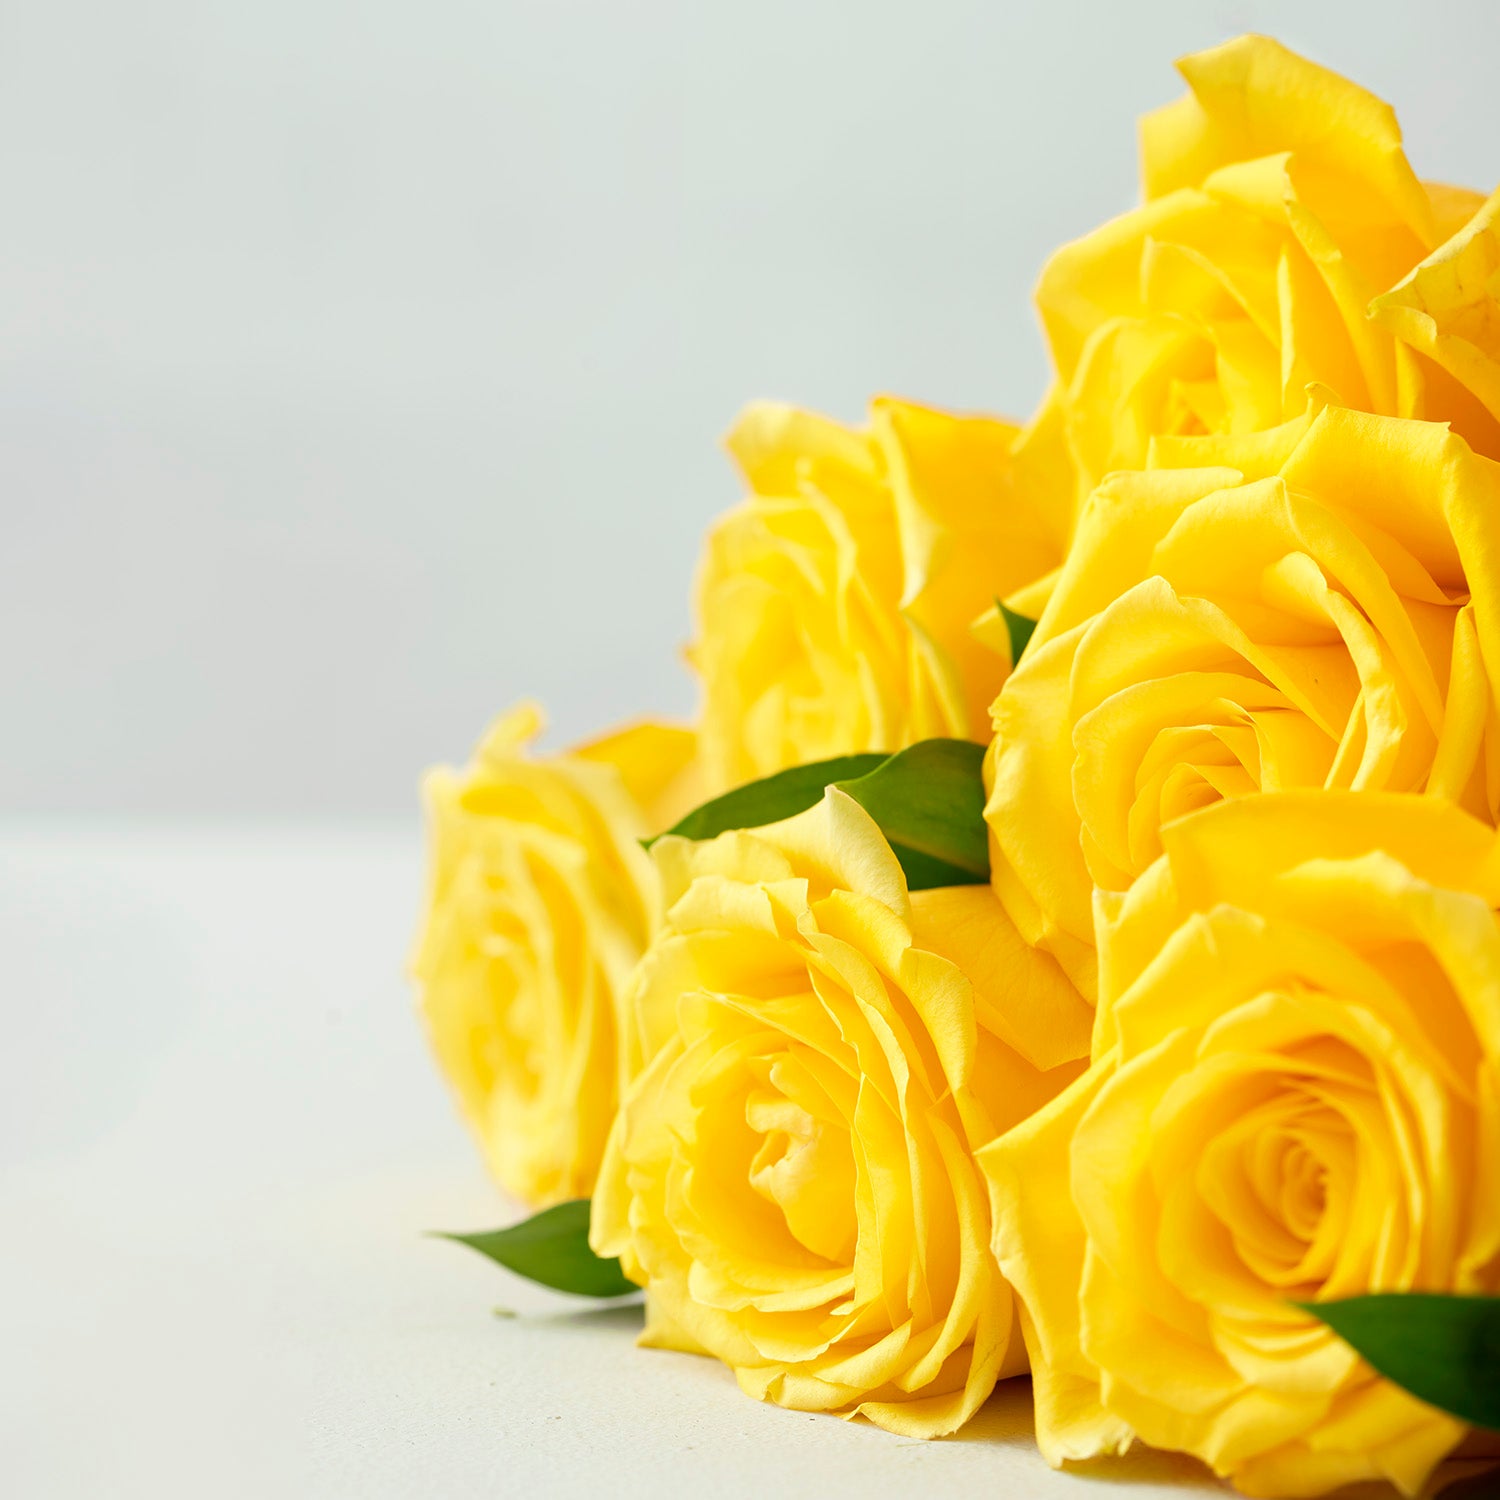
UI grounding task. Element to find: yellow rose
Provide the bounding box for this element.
[691,397,1068,792]
[981,792,1500,1497]
[591,789,1089,1436]
[1029,33,1498,524]
[413,702,698,1207]
[1373,184,1500,447]
[986,405,1500,1001]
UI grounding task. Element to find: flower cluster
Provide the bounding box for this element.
[415,36,1500,1498]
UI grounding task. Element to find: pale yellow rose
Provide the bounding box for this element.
[1024,32,1500,531]
[986,405,1500,1001]
[413,702,699,1207]
[981,792,1500,1498]
[690,397,1068,792]
[591,789,1089,1436]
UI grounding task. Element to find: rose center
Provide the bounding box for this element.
[745,1083,857,1264]
[1201,1089,1354,1291]
[1273,1135,1329,1243]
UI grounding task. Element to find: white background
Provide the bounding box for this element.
[4,0,1499,818]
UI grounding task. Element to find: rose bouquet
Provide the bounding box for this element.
[413,36,1500,1498]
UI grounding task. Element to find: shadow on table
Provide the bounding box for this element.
[470,1305,1500,1500]
[511,1299,645,1335]
[955,1379,1217,1488]
[959,1382,1499,1499]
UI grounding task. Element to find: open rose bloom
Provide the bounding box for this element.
[691,398,1069,792]
[982,793,1500,1497]
[414,704,698,1205]
[987,406,1500,1003]
[418,30,1500,1500]
[592,791,1088,1436]
[1023,32,1500,527]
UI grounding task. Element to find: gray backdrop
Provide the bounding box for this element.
[5,0,1497,818]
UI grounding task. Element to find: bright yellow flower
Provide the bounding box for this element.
[414,703,699,1207]
[1027,33,1499,528]
[981,792,1500,1498]
[1372,184,1500,442]
[986,405,1500,1001]
[591,790,1089,1436]
[691,397,1068,792]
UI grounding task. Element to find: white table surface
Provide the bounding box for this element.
[3,826,1484,1499]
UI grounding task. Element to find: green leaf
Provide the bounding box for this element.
[432,1198,638,1299]
[645,753,888,848]
[835,739,989,887]
[1303,1293,1500,1431]
[646,739,990,891]
[999,600,1037,668]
